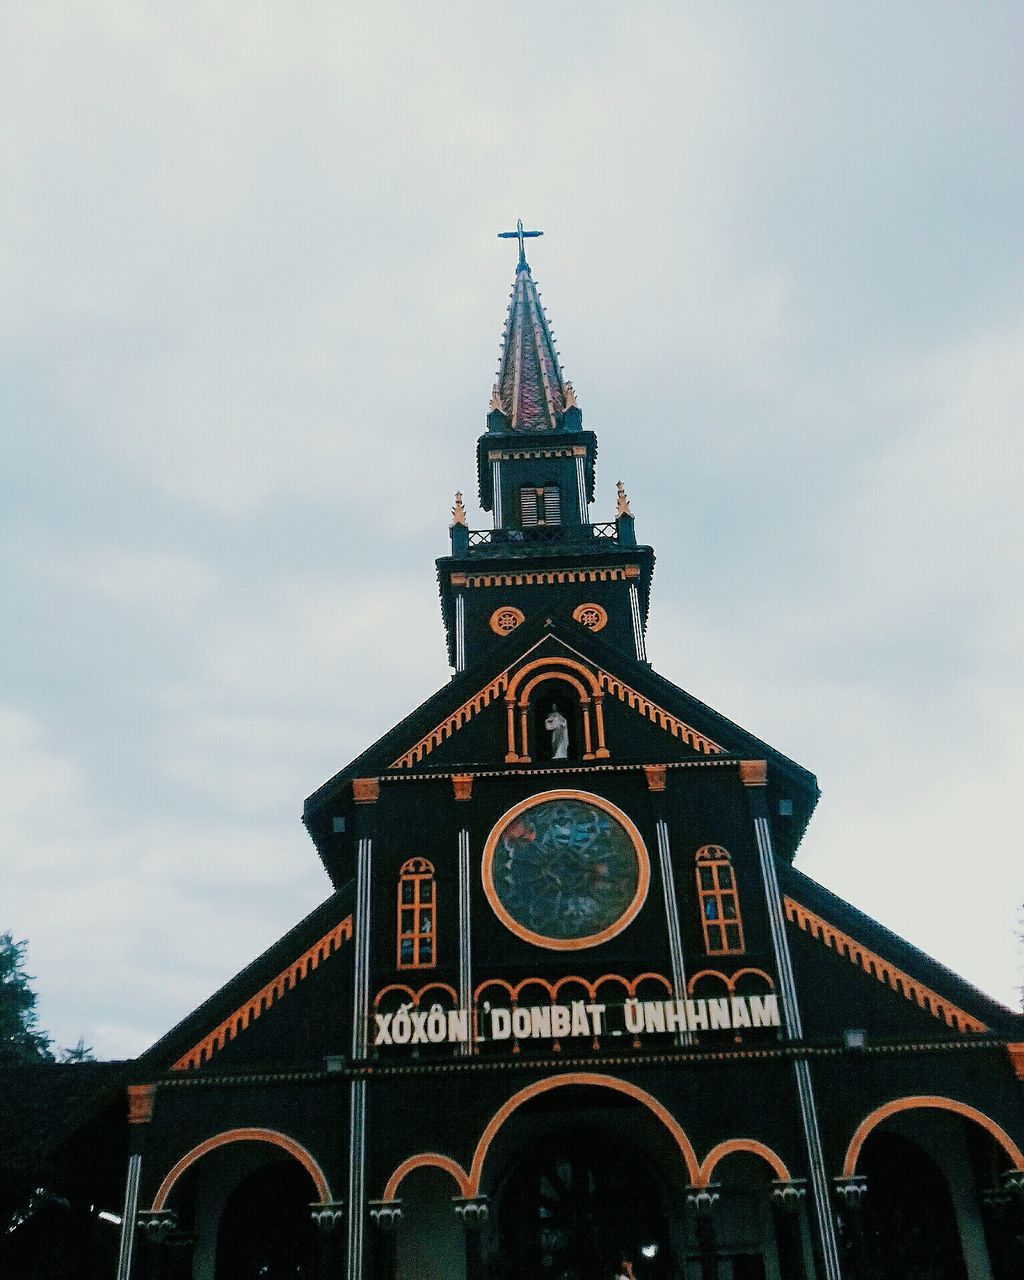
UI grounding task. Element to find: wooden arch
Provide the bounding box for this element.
[698,1139,791,1185]
[842,1096,1024,1179]
[504,657,608,761]
[150,1127,332,1211]
[382,1152,472,1201]
[467,1072,700,1195]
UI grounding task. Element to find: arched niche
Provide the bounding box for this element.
[504,659,609,763]
[392,1165,468,1280]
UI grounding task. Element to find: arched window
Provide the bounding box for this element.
[519,484,561,527]
[695,846,744,954]
[397,857,436,969]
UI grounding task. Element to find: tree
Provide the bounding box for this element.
[58,1036,94,1063]
[0,932,53,1064]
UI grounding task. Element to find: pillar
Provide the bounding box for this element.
[454,1195,489,1280]
[771,1179,810,1278]
[686,1185,720,1280]
[367,1200,401,1280]
[832,1176,868,1279]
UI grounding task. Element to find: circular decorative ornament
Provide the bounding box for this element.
[572,603,608,632]
[482,790,649,950]
[490,606,525,636]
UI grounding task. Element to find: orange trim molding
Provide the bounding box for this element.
[452,774,473,801]
[738,760,767,786]
[390,672,509,769]
[467,1073,700,1194]
[373,981,459,1009]
[481,791,650,951]
[474,971,672,1004]
[507,655,602,702]
[388,642,723,772]
[842,1096,1024,1179]
[151,1127,331,1210]
[643,765,667,792]
[698,1139,790,1185]
[171,916,353,1071]
[1008,1043,1024,1080]
[382,1153,471,1201]
[127,1084,155,1125]
[454,567,639,590]
[572,602,608,632]
[597,673,724,756]
[783,898,987,1034]
[687,967,774,996]
[353,777,380,803]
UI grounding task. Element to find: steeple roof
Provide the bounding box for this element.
[490,258,575,432]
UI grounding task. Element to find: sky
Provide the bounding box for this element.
[3,2,1022,1059]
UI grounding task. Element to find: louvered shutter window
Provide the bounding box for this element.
[542,485,561,526]
[519,487,540,526]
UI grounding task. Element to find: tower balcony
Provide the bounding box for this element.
[464,522,620,556]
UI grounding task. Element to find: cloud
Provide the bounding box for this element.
[3,4,1022,1056]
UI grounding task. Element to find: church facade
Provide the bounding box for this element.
[8,234,1024,1280]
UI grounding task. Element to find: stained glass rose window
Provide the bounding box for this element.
[483,792,649,949]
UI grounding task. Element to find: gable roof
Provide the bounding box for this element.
[0,1061,128,1179]
[780,860,1024,1038]
[138,887,354,1074]
[303,615,820,864]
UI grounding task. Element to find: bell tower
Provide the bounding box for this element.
[437,222,655,672]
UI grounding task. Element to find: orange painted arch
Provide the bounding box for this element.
[467,1072,700,1195]
[482,791,651,952]
[382,1153,472,1201]
[698,1139,791,1185]
[373,982,459,1009]
[151,1127,331,1211]
[843,1096,1024,1179]
[506,656,602,703]
[516,670,594,708]
[686,967,774,996]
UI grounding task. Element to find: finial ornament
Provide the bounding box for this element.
[498,217,543,270]
[489,384,504,413]
[616,481,633,517]
[564,380,578,409]
[450,491,468,527]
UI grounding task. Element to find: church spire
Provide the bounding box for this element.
[490,220,572,432]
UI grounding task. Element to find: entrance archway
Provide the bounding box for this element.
[859,1132,967,1280]
[215,1159,317,1279]
[490,1132,673,1280]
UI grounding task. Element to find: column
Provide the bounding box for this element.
[455,594,466,673]
[311,1201,347,1279]
[832,1177,868,1278]
[742,760,844,1280]
[116,1084,157,1280]
[628,584,646,661]
[654,813,690,1048]
[771,1179,810,1278]
[115,1153,143,1280]
[492,459,503,528]
[685,1185,721,1280]
[457,827,474,1056]
[348,830,374,1280]
[454,1196,489,1280]
[367,1201,402,1280]
[575,452,590,523]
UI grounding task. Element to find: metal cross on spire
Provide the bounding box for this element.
[498,218,543,270]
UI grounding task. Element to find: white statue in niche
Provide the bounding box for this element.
[545,705,569,758]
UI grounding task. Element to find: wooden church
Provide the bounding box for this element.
[4,228,1024,1280]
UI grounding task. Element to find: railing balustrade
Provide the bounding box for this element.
[465,523,619,550]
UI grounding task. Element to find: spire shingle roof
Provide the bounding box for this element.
[491,263,571,431]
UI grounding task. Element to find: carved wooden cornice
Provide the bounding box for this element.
[171,916,354,1071]
[783,897,987,1034]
